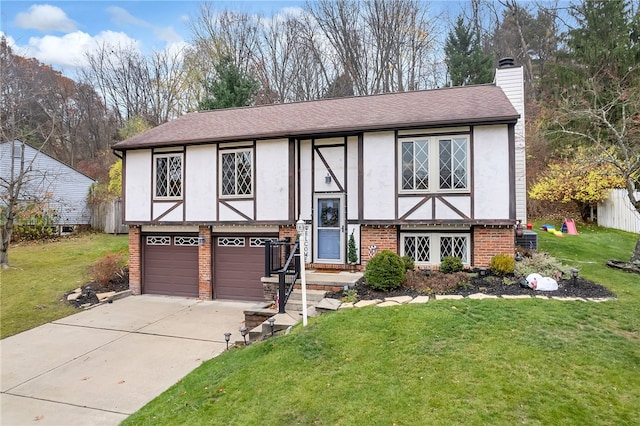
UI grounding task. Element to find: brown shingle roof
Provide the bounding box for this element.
[112,84,519,150]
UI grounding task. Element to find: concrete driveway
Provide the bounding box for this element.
[1,295,254,425]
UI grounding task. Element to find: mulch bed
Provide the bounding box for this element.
[326,270,615,301]
[66,267,130,308]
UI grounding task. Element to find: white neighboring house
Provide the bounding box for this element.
[0,140,95,234]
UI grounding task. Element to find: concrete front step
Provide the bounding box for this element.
[248,312,299,341]
[285,289,326,312]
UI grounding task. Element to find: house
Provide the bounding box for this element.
[0,140,95,234]
[112,60,526,301]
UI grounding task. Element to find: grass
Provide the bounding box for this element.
[0,233,128,338]
[124,223,640,426]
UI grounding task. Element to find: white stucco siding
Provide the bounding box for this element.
[362,131,395,220]
[435,197,472,220]
[153,202,184,222]
[473,125,510,219]
[347,136,359,221]
[495,66,526,221]
[219,200,254,221]
[185,145,217,221]
[314,145,345,192]
[299,139,313,221]
[399,197,433,220]
[256,139,289,221]
[125,149,152,221]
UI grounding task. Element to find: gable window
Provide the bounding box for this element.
[220,148,253,197]
[154,154,183,199]
[401,233,469,266]
[400,135,469,193]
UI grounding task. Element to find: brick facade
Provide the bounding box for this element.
[473,226,515,267]
[128,225,141,295]
[198,226,212,300]
[360,225,398,268]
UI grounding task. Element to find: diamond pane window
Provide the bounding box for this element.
[403,235,430,262]
[401,140,429,191]
[221,149,252,197]
[154,154,182,199]
[439,138,468,190]
[440,236,468,263]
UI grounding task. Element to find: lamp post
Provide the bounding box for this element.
[224,332,231,350]
[296,217,308,327]
[240,327,248,345]
[267,317,275,336]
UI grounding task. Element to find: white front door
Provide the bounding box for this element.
[314,195,344,263]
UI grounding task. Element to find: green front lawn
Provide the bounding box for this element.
[0,233,128,338]
[124,223,640,425]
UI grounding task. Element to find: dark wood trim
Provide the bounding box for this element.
[289,138,296,221]
[215,145,219,221]
[469,127,475,219]
[398,130,471,139]
[358,133,364,221]
[296,138,301,221]
[314,145,345,192]
[436,196,471,220]
[399,195,433,220]
[311,142,345,148]
[219,200,253,221]
[252,141,257,220]
[394,130,399,220]
[398,191,470,197]
[152,201,184,222]
[398,228,472,234]
[508,124,516,221]
[127,220,292,226]
[121,153,127,224]
[353,219,514,226]
[183,147,187,220]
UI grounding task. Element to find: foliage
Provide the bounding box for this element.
[514,252,572,281]
[90,252,127,289]
[0,233,129,338]
[490,254,515,276]
[444,15,494,86]
[529,150,626,220]
[117,116,152,140]
[340,289,357,304]
[440,256,463,274]
[12,199,59,241]
[347,231,358,265]
[123,221,640,426]
[363,250,405,291]
[400,255,415,271]
[198,55,258,110]
[108,160,122,196]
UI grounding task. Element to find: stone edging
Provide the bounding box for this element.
[333,293,614,310]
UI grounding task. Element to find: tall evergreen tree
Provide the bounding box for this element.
[444,15,494,86]
[198,55,258,110]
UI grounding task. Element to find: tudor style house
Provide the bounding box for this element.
[113,61,526,301]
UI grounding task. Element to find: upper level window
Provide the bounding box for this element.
[400,136,469,193]
[154,154,182,199]
[221,148,253,197]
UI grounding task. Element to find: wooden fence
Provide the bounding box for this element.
[598,189,640,234]
[91,198,128,234]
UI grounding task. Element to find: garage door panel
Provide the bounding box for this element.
[144,237,198,297]
[214,236,274,301]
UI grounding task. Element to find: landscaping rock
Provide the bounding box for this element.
[377,301,400,307]
[409,296,429,304]
[385,295,413,304]
[468,293,498,299]
[354,299,381,308]
[315,298,342,311]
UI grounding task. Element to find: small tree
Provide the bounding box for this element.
[347,231,358,265]
[198,55,258,110]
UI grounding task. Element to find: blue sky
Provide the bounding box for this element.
[0,1,308,75]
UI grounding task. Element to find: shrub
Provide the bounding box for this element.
[401,255,415,271]
[490,254,515,276]
[91,252,126,289]
[514,252,573,280]
[440,256,463,274]
[364,250,405,291]
[341,289,358,303]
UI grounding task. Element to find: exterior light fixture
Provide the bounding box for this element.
[267,317,275,336]
[479,268,487,277]
[424,267,431,277]
[571,268,579,285]
[240,327,248,345]
[325,173,331,184]
[515,252,523,262]
[224,332,232,350]
[198,236,206,245]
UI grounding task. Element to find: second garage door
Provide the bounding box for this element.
[214,235,276,301]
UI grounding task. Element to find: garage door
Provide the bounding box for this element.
[214,236,276,301]
[144,235,199,297]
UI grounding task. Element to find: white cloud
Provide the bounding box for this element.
[108,6,184,45]
[15,4,77,33]
[20,30,140,68]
